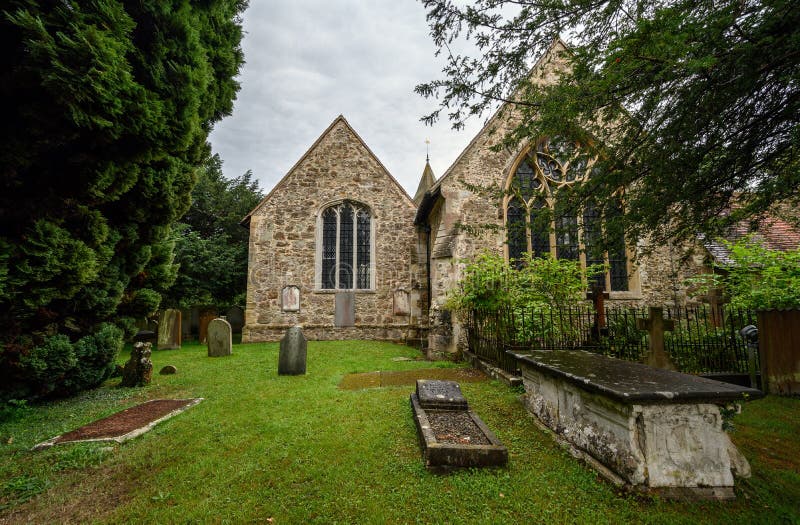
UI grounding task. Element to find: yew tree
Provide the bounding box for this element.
[416,0,800,246]
[0,0,247,400]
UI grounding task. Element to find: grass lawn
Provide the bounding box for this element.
[1,341,798,524]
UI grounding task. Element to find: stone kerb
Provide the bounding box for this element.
[207,317,232,357]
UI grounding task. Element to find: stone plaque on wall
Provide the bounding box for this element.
[393,289,410,315]
[335,291,355,327]
[282,285,300,312]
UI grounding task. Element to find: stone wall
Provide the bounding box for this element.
[243,116,426,342]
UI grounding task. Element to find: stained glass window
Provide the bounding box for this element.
[319,201,371,290]
[322,208,337,289]
[504,139,630,292]
[356,209,370,289]
[530,198,550,258]
[507,198,527,266]
[606,198,629,291]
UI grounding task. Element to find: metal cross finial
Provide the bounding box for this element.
[425,138,430,162]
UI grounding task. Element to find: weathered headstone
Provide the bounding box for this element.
[334,291,355,327]
[637,306,676,371]
[121,342,153,387]
[198,309,217,343]
[207,317,232,357]
[282,285,300,312]
[279,326,307,375]
[416,380,468,410]
[159,365,178,375]
[393,289,410,315]
[158,309,182,350]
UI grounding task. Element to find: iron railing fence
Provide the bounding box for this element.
[468,304,758,376]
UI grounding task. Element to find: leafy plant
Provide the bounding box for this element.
[688,237,800,310]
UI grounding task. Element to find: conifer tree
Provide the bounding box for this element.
[0,0,247,400]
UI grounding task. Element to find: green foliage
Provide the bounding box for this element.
[0,0,246,401]
[447,251,598,312]
[6,324,123,401]
[163,154,263,309]
[689,237,800,310]
[417,0,800,247]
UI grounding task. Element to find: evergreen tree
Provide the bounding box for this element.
[416,0,800,246]
[163,154,262,310]
[0,0,247,400]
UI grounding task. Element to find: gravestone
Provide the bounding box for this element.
[282,285,300,312]
[121,342,153,387]
[207,317,232,357]
[416,380,469,410]
[158,309,182,350]
[279,326,307,375]
[334,291,355,327]
[226,305,245,333]
[160,365,177,375]
[198,309,217,343]
[637,306,676,371]
[393,289,410,315]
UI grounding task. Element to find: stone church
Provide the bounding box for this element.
[241,39,797,355]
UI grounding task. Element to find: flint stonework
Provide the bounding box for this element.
[279,326,307,375]
[207,318,233,357]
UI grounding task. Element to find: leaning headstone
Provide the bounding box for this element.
[279,326,307,375]
[158,309,182,350]
[121,342,153,387]
[207,317,232,357]
[637,306,677,371]
[159,365,177,375]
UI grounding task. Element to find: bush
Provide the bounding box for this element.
[1,324,122,402]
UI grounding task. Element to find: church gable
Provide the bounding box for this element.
[243,116,423,343]
[245,115,414,222]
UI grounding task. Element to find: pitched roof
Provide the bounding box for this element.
[701,214,800,266]
[413,160,436,205]
[241,115,414,226]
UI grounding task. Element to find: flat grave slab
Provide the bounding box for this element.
[416,379,468,410]
[34,398,202,450]
[512,350,763,404]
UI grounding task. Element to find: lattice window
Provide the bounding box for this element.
[356,208,370,289]
[504,138,630,292]
[318,201,372,289]
[322,208,337,289]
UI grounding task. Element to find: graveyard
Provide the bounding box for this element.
[1,340,798,523]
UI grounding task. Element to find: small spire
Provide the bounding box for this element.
[425,138,430,163]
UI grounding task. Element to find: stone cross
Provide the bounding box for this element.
[637,306,677,371]
[207,317,232,357]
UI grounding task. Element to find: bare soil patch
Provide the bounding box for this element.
[338,367,486,390]
[35,399,201,448]
[426,410,491,445]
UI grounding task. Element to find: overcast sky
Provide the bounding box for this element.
[207,1,487,198]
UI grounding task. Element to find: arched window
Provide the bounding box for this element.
[318,201,372,289]
[504,137,630,292]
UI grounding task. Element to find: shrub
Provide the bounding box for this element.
[1,324,122,402]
